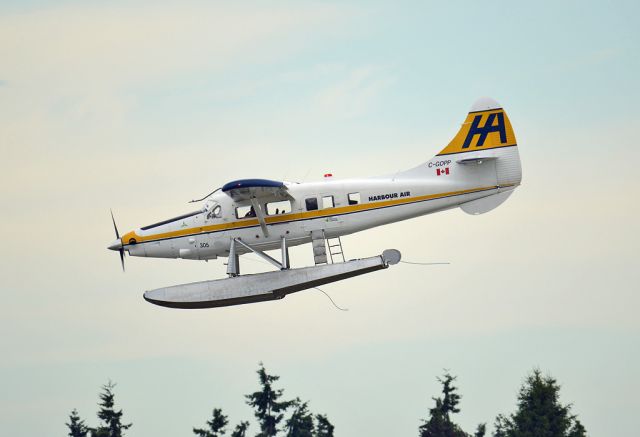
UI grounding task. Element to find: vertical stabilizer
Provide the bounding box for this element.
[398,97,522,188]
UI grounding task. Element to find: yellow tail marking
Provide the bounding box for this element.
[438,108,517,156]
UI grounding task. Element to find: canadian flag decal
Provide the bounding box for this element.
[436,168,450,176]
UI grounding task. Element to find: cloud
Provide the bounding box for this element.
[0,2,349,86]
[313,65,396,119]
[0,0,361,211]
[0,1,356,151]
[546,47,625,74]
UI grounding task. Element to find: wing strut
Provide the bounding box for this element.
[250,197,269,238]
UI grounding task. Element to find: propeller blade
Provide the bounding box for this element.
[110,210,125,272]
[110,209,120,239]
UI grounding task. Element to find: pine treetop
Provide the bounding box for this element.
[245,363,294,437]
[193,408,228,437]
[95,380,132,437]
[66,409,89,437]
[285,398,314,437]
[230,421,250,437]
[314,414,335,437]
[493,369,587,437]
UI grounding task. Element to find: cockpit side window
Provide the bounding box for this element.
[236,205,256,219]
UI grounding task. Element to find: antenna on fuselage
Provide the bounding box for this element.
[189,187,221,203]
[301,168,312,183]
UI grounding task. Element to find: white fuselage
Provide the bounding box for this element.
[112,97,523,268]
[122,165,512,261]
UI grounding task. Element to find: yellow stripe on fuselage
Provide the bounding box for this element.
[122,184,513,245]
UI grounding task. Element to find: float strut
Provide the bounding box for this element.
[234,238,283,270]
[281,237,290,270]
[227,239,240,277]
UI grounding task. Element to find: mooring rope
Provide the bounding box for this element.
[313,287,349,312]
[400,261,450,266]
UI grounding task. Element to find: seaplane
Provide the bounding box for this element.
[108,97,522,309]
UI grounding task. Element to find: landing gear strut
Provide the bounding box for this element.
[227,236,290,277]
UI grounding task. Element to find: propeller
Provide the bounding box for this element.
[109,210,125,272]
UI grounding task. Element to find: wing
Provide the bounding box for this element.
[221,178,293,202]
[221,179,294,237]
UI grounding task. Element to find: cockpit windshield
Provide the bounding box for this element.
[204,199,222,220]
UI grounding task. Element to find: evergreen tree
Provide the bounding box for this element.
[440,373,461,416]
[193,408,229,437]
[245,363,294,437]
[314,414,335,437]
[493,369,587,437]
[93,381,132,437]
[493,415,510,437]
[230,421,250,437]
[567,420,587,437]
[418,372,468,437]
[66,409,90,437]
[285,398,314,437]
[474,423,486,437]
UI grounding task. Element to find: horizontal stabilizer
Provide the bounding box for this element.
[460,190,514,215]
[144,250,401,309]
[456,157,497,165]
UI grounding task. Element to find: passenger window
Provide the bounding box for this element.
[236,205,255,219]
[322,195,334,209]
[348,192,361,205]
[305,198,318,211]
[266,200,291,215]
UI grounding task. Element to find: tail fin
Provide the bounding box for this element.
[440,97,522,191]
[398,97,522,189]
[396,97,522,214]
[437,97,517,157]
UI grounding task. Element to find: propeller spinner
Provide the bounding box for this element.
[108,210,125,271]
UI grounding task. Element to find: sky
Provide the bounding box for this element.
[1,1,639,436]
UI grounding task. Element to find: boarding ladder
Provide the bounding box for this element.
[324,230,345,264]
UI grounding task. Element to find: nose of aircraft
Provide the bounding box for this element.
[108,239,123,251]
